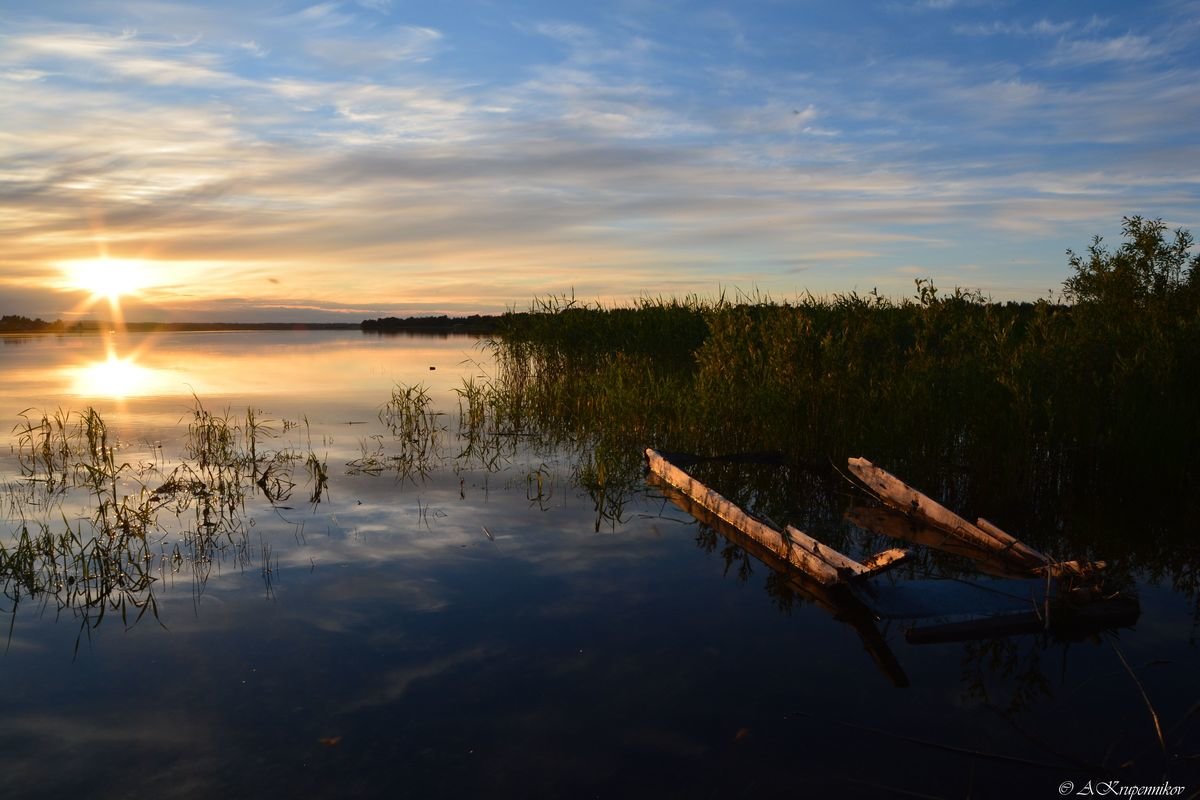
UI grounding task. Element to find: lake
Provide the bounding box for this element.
[1,330,1197,798]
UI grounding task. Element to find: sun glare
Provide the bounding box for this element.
[69,352,163,398]
[61,258,155,303]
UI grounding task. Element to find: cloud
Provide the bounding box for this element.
[889,0,985,12]
[0,26,246,88]
[1,3,1197,316]
[304,25,442,68]
[238,39,268,57]
[953,19,1075,37]
[533,21,594,46]
[1048,34,1169,66]
[287,2,355,29]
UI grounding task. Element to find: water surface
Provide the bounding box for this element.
[1,330,1196,798]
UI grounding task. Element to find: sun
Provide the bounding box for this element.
[61,257,155,303]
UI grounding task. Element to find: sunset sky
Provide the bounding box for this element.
[2,0,1197,322]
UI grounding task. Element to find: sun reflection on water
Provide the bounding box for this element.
[39,330,482,406]
[68,353,165,398]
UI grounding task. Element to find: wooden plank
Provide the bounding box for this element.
[847,457,1046,570]
[846,504,1029,578]
[782,524,909,578]
[906,594,1139,644]
[783,524,867,574]
[849,504,1106,579]
[646,448,841,585]
[976,517,1049,566]
[859,548,911,577]
[974,518,1106,577]
[905,611,1052,644]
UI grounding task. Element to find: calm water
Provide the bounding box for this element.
[1,330,1196,799]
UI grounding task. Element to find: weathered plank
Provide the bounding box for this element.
[976,517,1049,566]
[847,457,1048,570]
[783,524,866,574]
[859,548,912,578]
[846,504,1028,578]
[974,518,1102,577]
[850,505,1104,579]
[906,594,1140,644]
[646,448,841,585]
[782,524,909,578]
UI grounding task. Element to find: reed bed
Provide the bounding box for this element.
[482,218,1200,574]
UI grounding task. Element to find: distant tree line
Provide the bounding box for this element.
[361,315,499,334]
[0,318,363,333]
[2,313,503,334]
[1,315,64,332]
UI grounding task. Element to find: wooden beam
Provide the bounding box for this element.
[858,548,911,578]
[783,524,866,574]
[782,525,909,578]
[646,448,841,585]
[976,517,1049,566]
[846,504,1028,578]
[906,594,1139,644]
[847,457,1047,570]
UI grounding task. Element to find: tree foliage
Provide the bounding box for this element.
[1063,215,1199,313]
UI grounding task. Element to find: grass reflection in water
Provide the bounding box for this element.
[1,399,333,647]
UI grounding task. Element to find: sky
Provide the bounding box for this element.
[1,0,1198,322]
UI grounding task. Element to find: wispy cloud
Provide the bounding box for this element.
[304,25,442,68]
[1048,33,1170,66]
[0,1,1196,318]
[953,18,1076,37]
[0,26,246,87]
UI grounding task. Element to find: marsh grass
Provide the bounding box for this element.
[346,435,388,476]
[305,450,329,505]
[380,382,439,441]
[481,245,1200,597]
[0,397,344,639]
[186,397,242,470]
[451,371,520,472]
[11,408,71,488]
[0,518,159,652]
[347,382,448,482]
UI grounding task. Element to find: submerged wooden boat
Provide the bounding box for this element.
[644,448,1139,683]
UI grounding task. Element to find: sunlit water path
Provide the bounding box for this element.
[0,330,1196,798]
